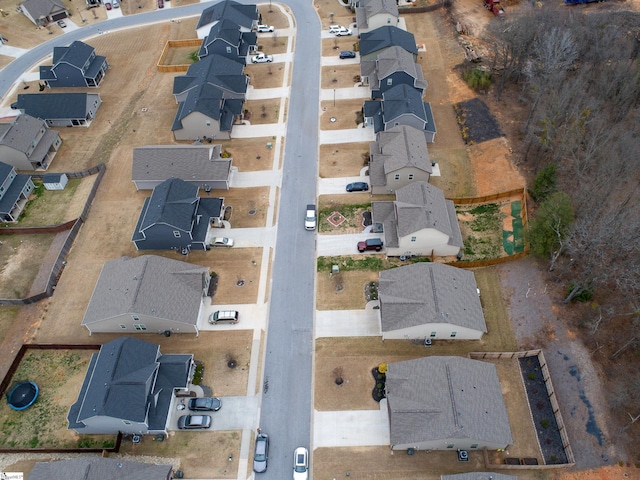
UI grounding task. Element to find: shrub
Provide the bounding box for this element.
[540,419,549,428]
[528,372,536,380]
[463,68,491,91]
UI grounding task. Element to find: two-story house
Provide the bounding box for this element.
[196,0,259,39]
[354,0,402,35]
[360,46,427,100]
[40,40,109,88]
[11,93,102,128]
[18,0,68,27]
[198,18,257,62]
[0,161,35,222]
[0,114,62,170]
[358,26,418,62]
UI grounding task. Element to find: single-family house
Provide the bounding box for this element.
[442,474,517,480]
[372,181,463,257]
[358,26,418,62]
[198,19,257,62]
[385,356,514,451]
[355,0,401,35]
[378,262,486,340]
[132,144,232,191]
[364,84,436,143]
[0,114,62,170]
[40,40,109,88]
[369,125,431,194]
[173,54,248,103]
[28,457,173,480]
[67,337,194,435]
[196,0,259,39]
[361,46,427,99]
[43,172,68,190]
[82,255,211,335]
[132,177,224,251]
[11,93,102,128]
[0,161,35,222]
[18,0,68,26]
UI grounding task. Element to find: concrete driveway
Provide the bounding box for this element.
[317,233,384,257]
[313,400,391,447]
[315,309,381,338]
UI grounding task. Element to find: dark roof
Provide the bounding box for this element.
[13,93,100,120]
[0,161,13,179]
[197,0,258,30]
[51,40,95,67]
[0,173,31,216]
[172,84,243,134]
[359,26,418,57]
[139,177,199,233]
[381,84,428,122]
[173,54,247,97]
[43,172,65,183]
[27,457,173,480]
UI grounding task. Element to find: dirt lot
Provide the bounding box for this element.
[319,142,369,178]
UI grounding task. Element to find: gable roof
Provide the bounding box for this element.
[197,0,258,30]
[132,145,231,184]
[138,177,199,232]
[82,255,209,328]
[369,125,431,187]
[12,93,100,120]
[381,84,430,123]
[0,114,45,152]
[359,26,418,57]
[378,262,486,333]
[173,54,247,97]
[52,40,95,67]
[369,46,427,90]
[19,0,66,20]
[355,0,399,29]
[28,457,173,480]
[386,356,513,447]
[172,84,243,133]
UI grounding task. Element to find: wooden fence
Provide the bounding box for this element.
[469,350,576,468]
[157,39,202,73]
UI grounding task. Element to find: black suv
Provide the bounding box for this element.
[357,238,383,252]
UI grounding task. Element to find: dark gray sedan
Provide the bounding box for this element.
[177,414,212,430]
[346,182,369,192]
[253,433,269,472]
[188,397,222,412]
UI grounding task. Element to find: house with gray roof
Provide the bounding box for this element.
[68,337,194,435]
[0,114,62,170]
[355,0,401,35]
[0,161,35,222]
[11,92,102,128]
[40,40,109,88]
[364,84,436,143]
[28,457,173,480]
[385,356,513,451]
[132,177,224,251]
[196,0,259,39]
[369,125,431,194]
[82,255,210,335]
[372,181,462,257]
[358,26,418,62]
[173,54,248,103]
[378,263,486,340]
[132,144,232,191]
[442,474,517,480]
[19,0,68,27]
[361,46,428,100]
[198,19,257,62]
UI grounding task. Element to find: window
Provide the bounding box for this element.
[226,46,232,54]
[206,121,211,126]
[119,324,126,329]
[411,236,416,242]
[132,315,139,321]
[450,331,457,338]
[430,332,436,337]
[134,324,147,331]
[386,78,393,86]
[408,174,414,180]
[447,444,454,449]
[173,231,181,238]
[122,420,131,425]
[470,444,478,449]
[394,174,400,180]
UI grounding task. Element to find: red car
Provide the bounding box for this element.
[105,1,112,9]
[158,0,164,8]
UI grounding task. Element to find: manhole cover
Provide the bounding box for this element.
[248,209,256,215]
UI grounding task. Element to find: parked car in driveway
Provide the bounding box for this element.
[329,25,346,33]
[339,51,356,59]
[346,182,369,192]
[157,0,164,7]
[330,26,352,36]
[293,447,309,480]
[177,414,211,430]
[105,2,111,9]
[357,238,383,252]
[253,433,269,472]
[209,310,239,324]
[252,53,274,63]
[57,19,67,28]
[188,397,222,412]
[256,24,274,32]
[210,237,234,247]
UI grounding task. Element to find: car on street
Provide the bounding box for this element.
[210,237,234,247]
[339,51,356,59]
[346,182,369,192]
[357,238,383,252]
[256,24,274,32]
[105,2,111,9]
[57,19,67,28]
[188,397,222,412]
[253,433,269,472]
[177,414,212,430]
[330,26,352,36]
[304,204,316,231]
[252,53,274,63]
[293,447,309,480]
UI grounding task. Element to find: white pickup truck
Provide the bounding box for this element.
[251,53,274,63]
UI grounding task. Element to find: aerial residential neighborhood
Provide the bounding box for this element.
[0,0,638,479]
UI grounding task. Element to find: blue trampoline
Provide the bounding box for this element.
[7,381,39,410]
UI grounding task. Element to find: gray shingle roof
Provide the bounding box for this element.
[172,84,243,134]
[27,457,173,480]
[359,26,418,57]
[0,114,45,153]
[372,46,427,91]
[378,262,486,333]
[369,125,431,187]
[139,177,199,232]
[13,93,100,120]
[19,0,66,21]
[386,356,513,447]
[197,0,258,30]
[381,84,428,123]
[51,40,94,67]
[82,254,208,327]
[355,0,399,29]
[173,53,247,97]
[132,145,231,184]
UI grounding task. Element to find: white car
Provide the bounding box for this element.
[210,237,234,247]
[304,204,316,231]
[329,25,352,36]
[251,53,274,63]
[328,25,343,33]
[256,24,274,32]
[293,447,309,480]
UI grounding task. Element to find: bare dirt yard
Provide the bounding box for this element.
[319,142,369,178]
